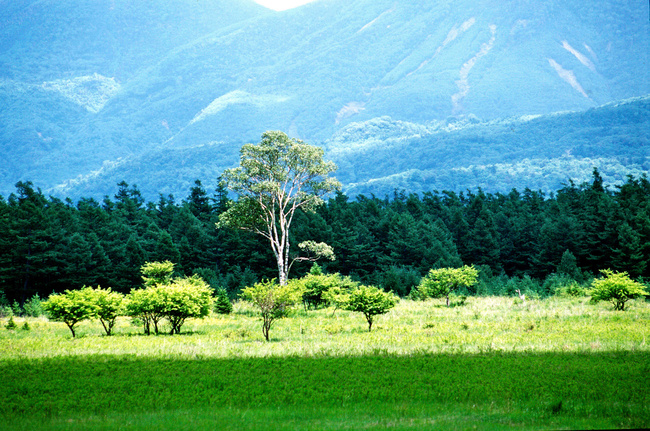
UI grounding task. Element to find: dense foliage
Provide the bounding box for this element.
[415,265,478,306]
[343,284,398,331]
[125,263,213,335]
[41,287,97,338]
[589,269,648,311]
[2,169,650,307]
[240,278,303,341]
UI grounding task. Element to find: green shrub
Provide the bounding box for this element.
[159,275,214,334]
[5,316,17,330]
[293,265,362,312]
[11,301,22,317]
[589,269,648,311]
[88,287,124,336]
[416,266,479,306]
[557,282,587,298]
[42,287,98,338]
[321,276,359,313]
[343,284,398,331]
[23,294,44,318]
[300,272,343,310]
[21,321,30,331]
[141,261,175,287]
[125,287,166,335]
[126,275,213,335]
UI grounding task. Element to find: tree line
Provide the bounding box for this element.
[1,168,649,306]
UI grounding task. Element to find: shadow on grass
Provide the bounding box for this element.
[0,350,650,427]
[2,351,648,429]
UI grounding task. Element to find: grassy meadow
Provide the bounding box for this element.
[2,296,649,430]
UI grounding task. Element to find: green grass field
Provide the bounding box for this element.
[2,297,649,430]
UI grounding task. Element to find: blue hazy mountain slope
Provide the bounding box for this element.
[0,0,648,198]
[328,96,650,197]
[0,0,269,81]
[0,0,269,190]
[50,96,650,200]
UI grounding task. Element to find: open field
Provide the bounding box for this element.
[2,297,649,430]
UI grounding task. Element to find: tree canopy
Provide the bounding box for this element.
[240,278,304,341]
[218,131,340,285]
[589,269,648,311]
[3,170,650,305]
[416,266,479,306]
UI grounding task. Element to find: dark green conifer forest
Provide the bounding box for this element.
[2,169,649,305]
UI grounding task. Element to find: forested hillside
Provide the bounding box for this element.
[330,95,650,196]
[23,95,649,200]
[1,0,648,199]
[2,170,649,304]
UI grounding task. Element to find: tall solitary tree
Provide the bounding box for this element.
[218,131,340,285]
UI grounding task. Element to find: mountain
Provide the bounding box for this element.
[328,95,650,196]
[43,95,650,200]
[1,0,648,200]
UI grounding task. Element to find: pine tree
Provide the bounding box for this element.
[466,209,501,271]
[61,233,95,287]
[557,249,582,281]
[152,230,181,265]
[186,180,213,221]
[612,222,646,277]
[214,287,232,314]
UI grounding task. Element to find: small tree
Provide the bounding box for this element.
[5,316,17,330]
[23,294,44,317]
[589,269,648,311]
[126,261,175,334]
[125,287,165,335]
[344,285,398,332]
[557,249,582,281]
[317,273,359,315]
[42,287,97,338]
[416,265,479,306]
[240,279,304,341]
[214,287,233,314]
[11,301,22,317]
[0,290,10,318]
[158,275,213,334]
[88,287,124,336]
[300,264,343,310]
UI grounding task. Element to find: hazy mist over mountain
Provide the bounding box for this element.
[1,0,649,200]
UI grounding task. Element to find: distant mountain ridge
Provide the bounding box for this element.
[0,0,648,199]
[328,95,650,197]
[46,95,650,200]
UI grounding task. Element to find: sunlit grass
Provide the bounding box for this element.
[2,297,648,359]
[2,297,649,430]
